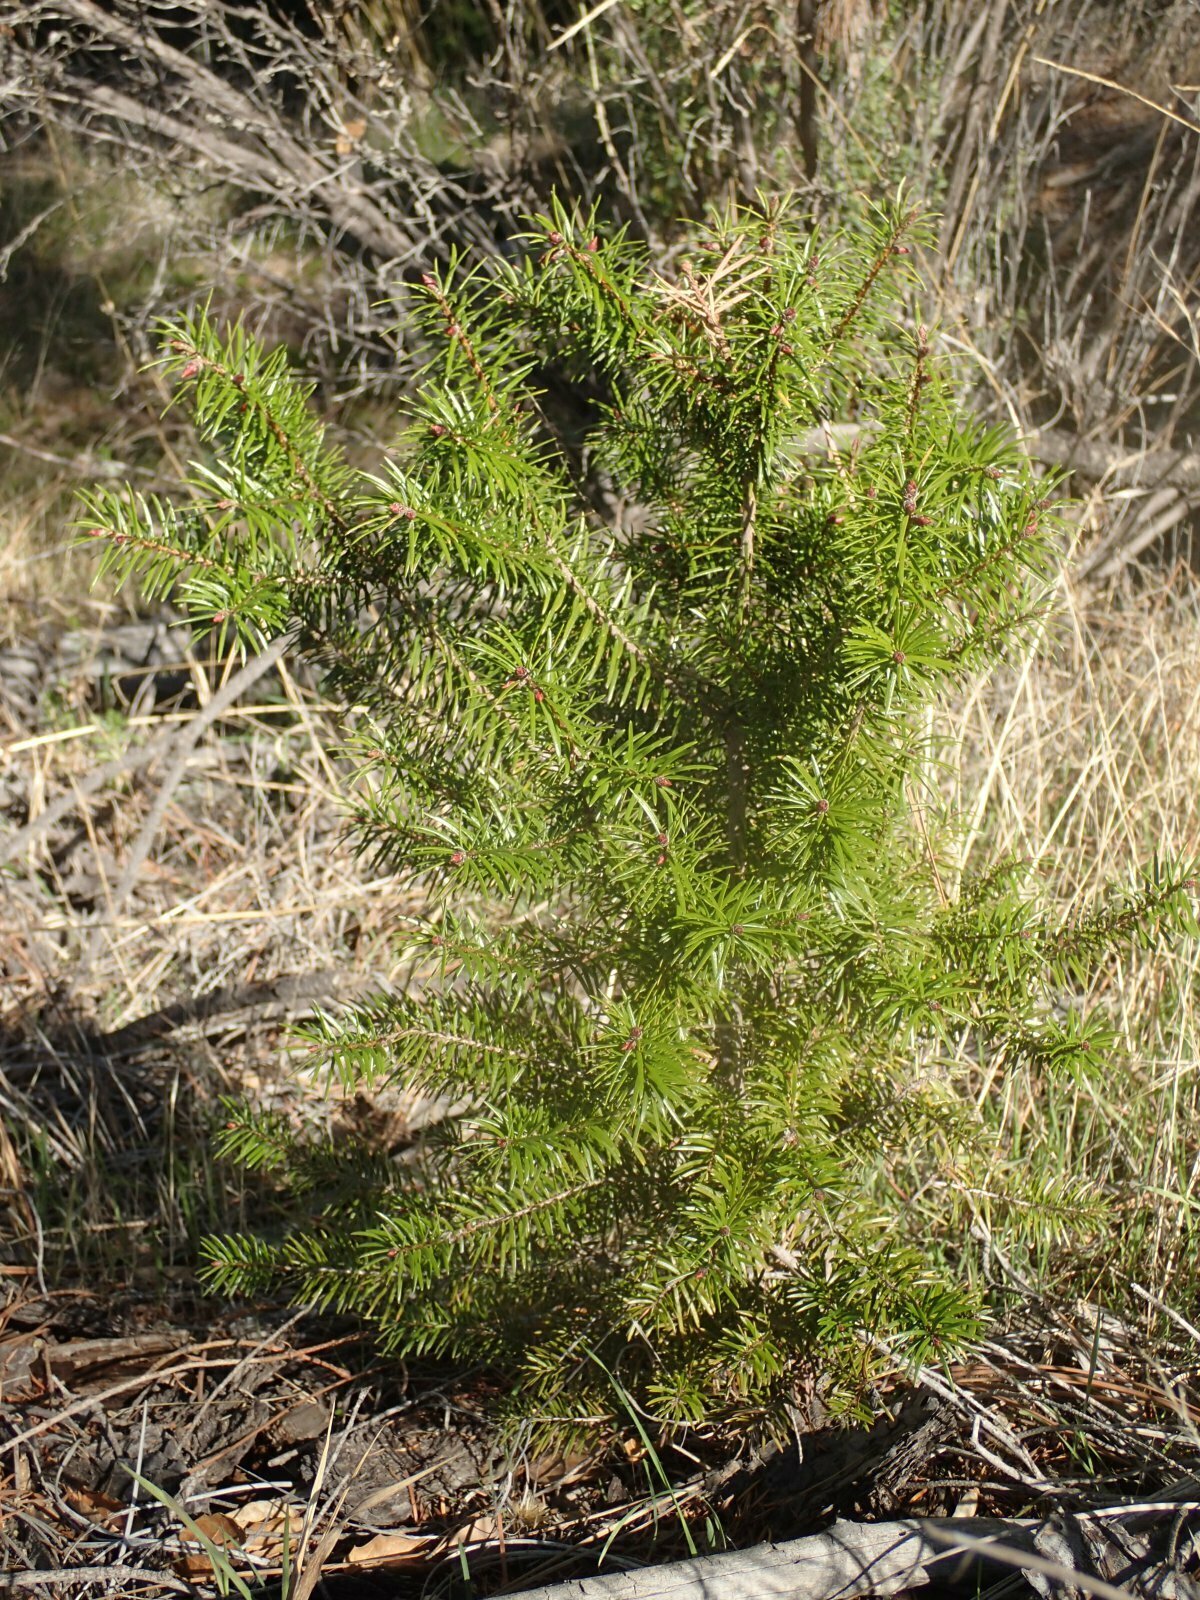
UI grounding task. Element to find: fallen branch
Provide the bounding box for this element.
[504,1519,1022,1600]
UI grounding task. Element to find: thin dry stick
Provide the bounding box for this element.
[1033,56,1200,138]
[6,1567,192,1594]
[548,0,624,51]
[78,633,291,974]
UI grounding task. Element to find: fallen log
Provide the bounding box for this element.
[505,1519,1031,1600]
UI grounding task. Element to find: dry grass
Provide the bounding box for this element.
[0,622,423,1286]
[923,556,1200,1308]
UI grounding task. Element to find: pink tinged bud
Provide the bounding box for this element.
[449,850,465,866]
[656,833,668,846]
[547,230,563,245]
[534,688,544,702]
[784,306,797,322]
[731,925,744,936]
[180,360,201,380]
[893,650,906,664]
[656,854,667,866]
[815,798,830,815]
[779,343,794,355]
[429,423,446,437]
[421,272,437,287]
[770,323,783,337]
[232,373,245,386]
[891,244,911,255]
[655,776,672,787]
[215,498,236,511]
[586,236,599,252]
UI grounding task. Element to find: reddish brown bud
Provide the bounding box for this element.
[912,514,934,526]
[815,798,830,815]
[534,688,544,702]
[421,272,437,287]
[892,649,906,664]
[232,372,245,386]
[180,359,201,380]
[449,850,465,865]
[731,924,744,936]
[547,230,563,245]
[655,776,672,787]
[891,244,911,255]
[429,423,446,437]
[215,498,236,511]
[784,306,797,322]
[779,342,794,355]
[656,832,668,846]
[586,236,599,252]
